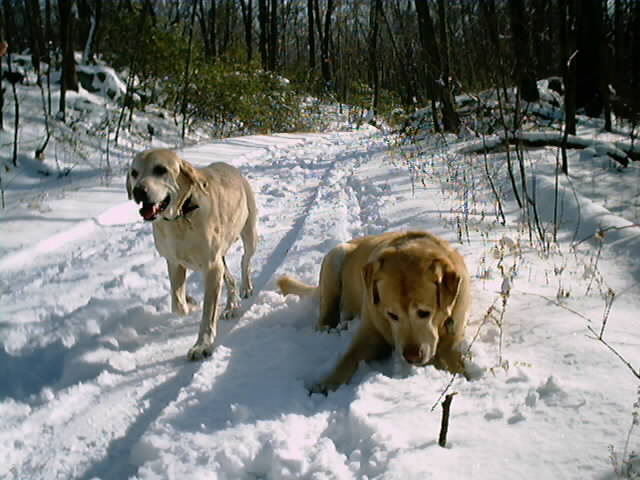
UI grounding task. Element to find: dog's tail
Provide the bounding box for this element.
[277,275,319,298]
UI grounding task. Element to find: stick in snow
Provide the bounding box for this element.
[438,392,458,448]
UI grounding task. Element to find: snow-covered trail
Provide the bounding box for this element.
[2,131,639,480]
[0,131,392,479]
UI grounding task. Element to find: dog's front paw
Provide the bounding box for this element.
[240,286,253,299]
[308,382,330,396]
[187,342,214,361]
[433,349,465,375]
[308,377,343,395]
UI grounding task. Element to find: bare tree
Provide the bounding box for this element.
[58,0,78,122]
[508,0,539,102]
[25,0,46,69]
[78,0,102,64]
[258,0,268,69]
[368,0,382,116]
[319,0,334,89]
[576,0,604,117]
[415,0,459,133]
[181,0,198,140]
[0,10,6,130]
[268,0,277,70]
[436,0,460,132]
[197,0,217,60]
[307,0,315,72]
[2,0,19,166]
[239,0,253,62]
[561,0,578,174]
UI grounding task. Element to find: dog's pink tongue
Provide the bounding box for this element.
[140,203,159,220]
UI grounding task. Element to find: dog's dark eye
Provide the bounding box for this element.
[417,310,431,319]
[387,312,399,321]
[130,169,138,179]
[153,165,168,176]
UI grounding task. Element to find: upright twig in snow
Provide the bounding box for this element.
[598,288,616,340]
[553,147,561,243]
[481,138,506,226]
[438,392,457,448]
[584,231,604,296]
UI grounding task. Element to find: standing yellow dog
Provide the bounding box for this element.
[278,231,471,392]
[127,148,257,360]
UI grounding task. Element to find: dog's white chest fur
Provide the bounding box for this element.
[152,219,215,271]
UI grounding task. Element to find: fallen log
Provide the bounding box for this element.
[458,132,631,167]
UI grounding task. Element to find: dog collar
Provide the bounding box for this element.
[164,196,199,221]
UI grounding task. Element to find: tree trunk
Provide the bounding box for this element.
[258,0,268,70]
[58,0,78,122]
[531,0,551,78]
[508,0,540,102]
[239,0,253,63]
[80,0,101,64]
[0,40,4,130]
[268,0,277,70]
[631,1,640,99]
[415,0,459,133]
[180,0,198,140]
[563,0,577,137]
[320,0,334,88]
[2,0,19,163]
[575,0,603,117]
[197,0,211,58]
[307,0,315,72]
[613,0,624,93]
[601,6,612,132]
[415,0,440,132]
[25,0,45,72]
[45,0,53,115]
[368,0,382,117]
[561,0,578,174]
[221,0,232,56]
[436,0,460,132]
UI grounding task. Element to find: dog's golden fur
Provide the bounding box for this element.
[127,148,257,360]
[278,230,470,392]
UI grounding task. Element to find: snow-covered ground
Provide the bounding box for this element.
[1,62,639,479]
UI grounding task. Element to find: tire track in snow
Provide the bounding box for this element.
[126,134,399,479]
[266,135,391,281]
[2,131,394,480]
[0,137,338,479]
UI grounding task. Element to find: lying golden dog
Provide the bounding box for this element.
[278,231,470,392]
[127,148,257,360]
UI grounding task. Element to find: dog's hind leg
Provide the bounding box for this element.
[239,215,257,299]
[222,257,240,319]
[316,243,351,330]
[167,260,198,315]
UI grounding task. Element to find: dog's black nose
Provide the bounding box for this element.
[403,344,424,364]
[132,185,148,204]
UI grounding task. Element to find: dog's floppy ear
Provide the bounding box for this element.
[433,259,461,313]
[362,259,383,305]
[179,158,206,192]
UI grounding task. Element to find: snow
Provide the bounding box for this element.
[1,64,640,480]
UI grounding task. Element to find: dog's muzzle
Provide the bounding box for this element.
[402,344,431,366]
[132,185,171,221]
